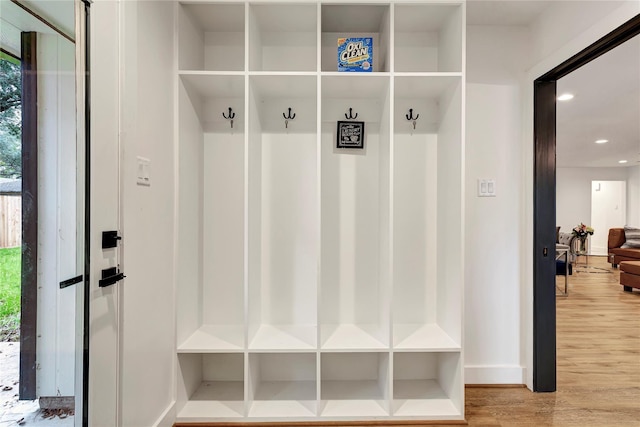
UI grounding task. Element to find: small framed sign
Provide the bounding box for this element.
[337,121,365,149]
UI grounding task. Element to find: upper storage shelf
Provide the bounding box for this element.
[394,4,463,73]
[321,4,390,72]
[178,2,462,74]
[179,3,245,72]
[249,4,318,72]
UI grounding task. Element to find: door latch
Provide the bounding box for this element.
[102,231,122,249]
[99,267,126,288]
[543,247,548,257]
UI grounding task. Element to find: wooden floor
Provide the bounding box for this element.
[464,255,640,426]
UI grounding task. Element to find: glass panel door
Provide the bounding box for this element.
[0,0,85,425]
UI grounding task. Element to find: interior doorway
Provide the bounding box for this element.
[533,15,640,392]
[591,181,626,256]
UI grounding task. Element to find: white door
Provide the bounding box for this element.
[88,0,121,425]
[591,180,626,255]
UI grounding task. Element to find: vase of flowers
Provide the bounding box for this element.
[572,223,594,253]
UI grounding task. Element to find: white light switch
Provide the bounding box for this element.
[137,157,151,186]
[478,179,496,197]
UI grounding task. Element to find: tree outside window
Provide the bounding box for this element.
[0,54,21,179]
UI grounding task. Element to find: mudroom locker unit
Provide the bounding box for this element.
[174,0,465,423]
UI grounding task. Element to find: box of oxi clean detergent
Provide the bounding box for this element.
[337,37,373,72]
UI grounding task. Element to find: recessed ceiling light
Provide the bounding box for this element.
[619,160,628,164]
[557,93,574,101]
[595,139,608,144]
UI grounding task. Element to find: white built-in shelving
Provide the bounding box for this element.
[175,0,465,423]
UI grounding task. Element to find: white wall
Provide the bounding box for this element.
[528,1,629,64]
[90,1,176,426]
[119,1,176,426]
[627,165,640,226]
[466,25,530,85]
[465,25,529,384]
[465,83,523,383]
[556,167,628,233]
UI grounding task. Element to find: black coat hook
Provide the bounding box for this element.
[406,109,419,121]
[283,108,296,129]
[406,108,419,130]
[345,108,358,120]
[222,107,236,129]
[222,107,236,120]
[283,108,296,120]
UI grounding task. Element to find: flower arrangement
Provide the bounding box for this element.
[572,223,594,238]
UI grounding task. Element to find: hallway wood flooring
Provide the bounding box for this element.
[464,255,640,426]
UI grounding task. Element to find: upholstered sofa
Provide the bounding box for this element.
[608,227,640,267]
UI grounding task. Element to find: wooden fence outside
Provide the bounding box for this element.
[0,195,21,248]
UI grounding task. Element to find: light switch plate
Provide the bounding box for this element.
[478,179,496,197]
[137,157,151,186]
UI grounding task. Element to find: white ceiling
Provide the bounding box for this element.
[1,0,74,59]
[468,1,640,169]
[557,36,640,168]
[20,0,75,39]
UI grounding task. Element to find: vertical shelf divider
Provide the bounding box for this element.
[315,1,323,413]
[387,5,396,411]
[316,7,323,415]
[242,3,250,418]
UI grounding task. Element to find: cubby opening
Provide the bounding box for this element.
[247,75,319,351]
[392,352,462,417]
[179,3,245,72]
[248,4,317,72]
[321,4,390,72]
[320,352,390,417]
[177,74,246,352]
[177,353,245,420]
[248,353,317,418]
[394,4,463,73]
[392,76,462,350]
[320,75,391,350]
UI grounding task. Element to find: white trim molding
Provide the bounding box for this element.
[465,365,525,385]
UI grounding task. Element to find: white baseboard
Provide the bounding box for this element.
[152,401,175,427]
[465,365,525,385]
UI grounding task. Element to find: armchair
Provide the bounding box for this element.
[557,231,577,263]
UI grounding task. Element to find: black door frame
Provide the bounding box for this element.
[533,13,640,392]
